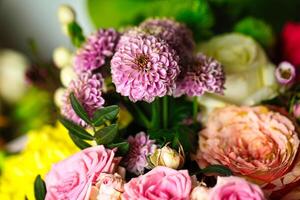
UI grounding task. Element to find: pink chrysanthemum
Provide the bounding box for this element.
[74,28,119,74]
[174,53,225,97]
[123,132,156,175]
[111,30,180,102]
[139,18,195,62]
[61,72,105,127]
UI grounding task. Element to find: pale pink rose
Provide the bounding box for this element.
[190,185,210,200]
[209,176,266,200]
[89,173,125,200]
[45,145,121,200]
[122,166,192,200]
[194,106,300,197]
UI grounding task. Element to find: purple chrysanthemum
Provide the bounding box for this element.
[74,28,119,74]
[61,72,105,127]
[111,30,180,102]
[123,132,156,175]
[174,53,225,97]
[139,18,195,63]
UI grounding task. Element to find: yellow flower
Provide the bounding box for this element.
[0,123,79,200]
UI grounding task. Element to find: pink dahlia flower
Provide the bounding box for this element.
[210,176,266,200]
[194,106,300,197]
[122,166,192,200]
[45,145,121,200]
[61,72,105,127]
[111,30,180,102]
[140,18,195,63]
[122,132,156,175]
[74,28,119,74]
[174,53,225,97]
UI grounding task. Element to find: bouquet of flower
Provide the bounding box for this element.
[32,4,300,200]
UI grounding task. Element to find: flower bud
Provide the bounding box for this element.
[53,47,72,69]
[57,4,76,25]
[149,145,185,169]
[60,66,77,87]
[293,103,300,119]
[275,61,296,85]
[54,87,66,107]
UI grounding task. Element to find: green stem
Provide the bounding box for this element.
[193,96,198,123]
[163,96,168,129]
[151,99,160,129]
[132,104,151,128]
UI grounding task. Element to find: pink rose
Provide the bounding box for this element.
[194,106,300,197]
[89,173,125,200]
[122,166,192,200]
[45,145,121,200]
[209,176,266,200]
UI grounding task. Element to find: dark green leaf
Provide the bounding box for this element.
[148,129,175,145]
[70,93,92,125]
[107,141,129,155]
[201,165,232,176]
[68,132,91,150]
[34,175,46,200]
[59,117,94,140]
[95,124,118,145]
[92,105,120,126]
[67,22,85,47]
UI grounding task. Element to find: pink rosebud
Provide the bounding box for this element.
[45,145,121,200]
[122,166,192,200]
[89,173,125,200]
[209,176,266,200]
[275,61,296,85]
[293,103,300,118]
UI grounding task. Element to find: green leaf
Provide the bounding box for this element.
[67,22,85,47]
[70,93,92,125]
[95,124,118,145]
[59,117,94,140]
[68,132,91,150]
[107,141,129,155]
[34,175,46,200]
[92,105,120,126]
[201,165,232,176]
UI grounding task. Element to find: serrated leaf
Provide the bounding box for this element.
[95,124,118,145]
[201,165,232,176]
[59,117,94,140]
[34,175,46,200]
[92,105,119,126]
[107,141,129,155]
[70,93,91,125]
[68,132,91,150]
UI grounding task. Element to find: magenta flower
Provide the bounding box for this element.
[74,28,119,74]
[122,132,156,175]
[111,30,180,102]
[140,18,195,63]
[293,103,300,118]
[174,53,225,97]
[61,72,105,127]
[275,61,296,85]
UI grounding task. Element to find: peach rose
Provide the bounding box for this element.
[194,106,300,196]
[89,173,125,200]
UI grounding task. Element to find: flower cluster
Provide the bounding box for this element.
[111,18,225,102]
[61,72,105,126]
[74,28,119,74]
[111,29,180,102]
[174,53,225,97]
